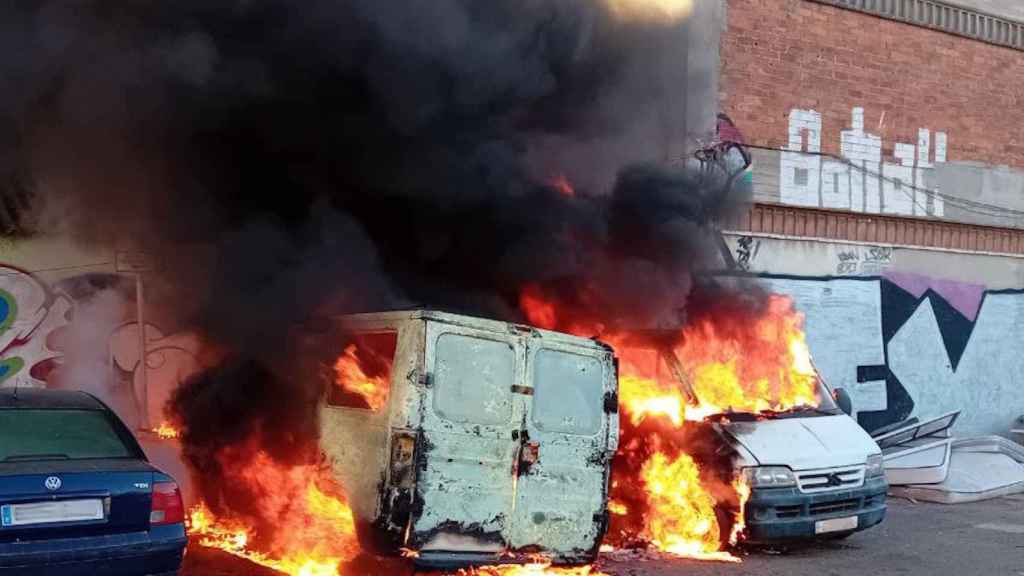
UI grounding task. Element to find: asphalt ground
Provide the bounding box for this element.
[181,496,1024,576]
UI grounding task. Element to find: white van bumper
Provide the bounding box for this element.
[742,476,887,542]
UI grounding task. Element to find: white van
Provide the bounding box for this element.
[304,310,620,569]
[651,346,887,543]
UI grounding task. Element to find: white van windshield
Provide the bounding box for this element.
[658,349,841,418]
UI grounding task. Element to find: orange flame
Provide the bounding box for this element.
[639,452,739,562]
[549,175,575,198]
[152,422,179,439]
[520,285,559,330]
[519,288,820,561]
[188,453,359,576]
[674,295,819,417]
[334,344,389,411]
[614,293,819,423]
[619,375,684,427]
[728,476,751,547]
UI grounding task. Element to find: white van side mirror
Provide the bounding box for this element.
[833,388,853,416]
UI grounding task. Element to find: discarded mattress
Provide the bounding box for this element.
[952,435,1024,464]
[883,437,951,486]
[889,450,1024,504]
[873,411,959,449]
[878,412,958,486]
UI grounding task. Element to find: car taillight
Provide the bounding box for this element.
[151,481,185,526]
[389,431,417,489]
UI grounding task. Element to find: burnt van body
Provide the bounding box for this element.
[309,310,619,569]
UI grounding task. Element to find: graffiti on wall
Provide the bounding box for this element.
[0,265,202,427]
[0,267,72,386]
[753,272,1022,436]
[781,107,947,217]
[833,245,893,276]
[110,322,203,427]
[734,235,761,271]
[729,237,894,277]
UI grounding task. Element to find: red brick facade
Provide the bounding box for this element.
[720,0,1024,168]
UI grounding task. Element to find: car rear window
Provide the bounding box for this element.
[0,409,134,462]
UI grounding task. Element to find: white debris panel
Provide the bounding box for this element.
[877,412,1024,504]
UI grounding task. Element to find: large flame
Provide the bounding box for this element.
[615,294,819,423]
[674,294,819,417]
[334,343,390,411]
[640,452,738,562]
[619,375,684,427]
[187,452,359,576]
[521,281,821,561]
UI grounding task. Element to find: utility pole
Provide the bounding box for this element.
[116,251,154,430]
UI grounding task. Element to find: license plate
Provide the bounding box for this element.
[815,515,858,534]
[1,499,104,527]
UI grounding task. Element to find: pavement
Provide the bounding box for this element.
[182,496,1024,575]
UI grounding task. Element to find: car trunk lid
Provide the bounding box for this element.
[0,459,156,542]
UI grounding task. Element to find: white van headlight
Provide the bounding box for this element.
[866,454,885,478]
[743,466,796,488]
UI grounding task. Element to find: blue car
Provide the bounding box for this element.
[0,388,187,575]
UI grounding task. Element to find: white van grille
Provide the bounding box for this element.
[796,466,865,493]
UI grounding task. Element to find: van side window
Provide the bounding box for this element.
[532,349,603,436]
[327,332,397,411]
[434,334,514,425]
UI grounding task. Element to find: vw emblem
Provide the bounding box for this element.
[44,476,62,491]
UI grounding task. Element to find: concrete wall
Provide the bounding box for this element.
[723,231,1024,436]
[682,0,726,149]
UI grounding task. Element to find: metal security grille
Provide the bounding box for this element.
[809,0,1024,51]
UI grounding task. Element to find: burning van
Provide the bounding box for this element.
[305,310,619,568]
[623,340,888,545]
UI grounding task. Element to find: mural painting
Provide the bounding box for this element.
[0,265,201,428]
[752,273,1023,436]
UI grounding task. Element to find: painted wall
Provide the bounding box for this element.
[721,0,1024,228]
[780,107,947,218]
[724,232,1024,288]
[0,237,202,429]
[724,232,1024,436]
[749,106,1024,228]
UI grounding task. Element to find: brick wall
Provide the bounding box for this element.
[720,0,1024,169]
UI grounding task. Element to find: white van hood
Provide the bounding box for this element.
[723,414,880,471]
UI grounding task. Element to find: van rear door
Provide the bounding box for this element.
[507,342,618,561]
[411,322,520,554]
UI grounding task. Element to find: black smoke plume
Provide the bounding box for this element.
[1,0,749,540]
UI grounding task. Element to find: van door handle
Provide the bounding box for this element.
[511,385,534,395]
